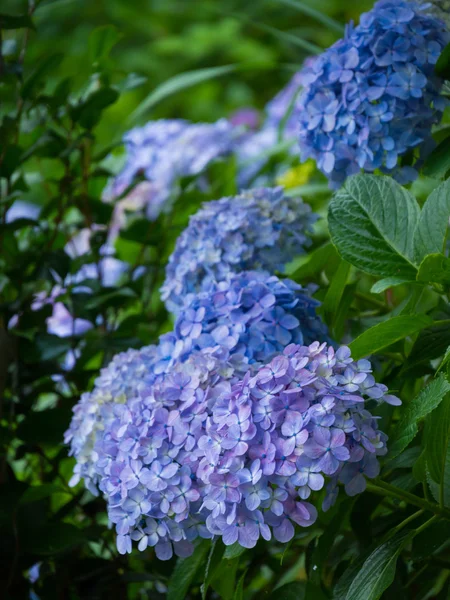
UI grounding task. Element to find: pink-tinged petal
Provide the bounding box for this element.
[330,428,345,448]
[317,452,339,475]
[161,463,179,479]
[303,439,325,459]
[313,427,331,447]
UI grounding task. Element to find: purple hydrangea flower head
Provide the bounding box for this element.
[199,341,398,545]
[104,118,241,230]
[161,187,317,312]
[297,0,450,187]
[173,270,329,363]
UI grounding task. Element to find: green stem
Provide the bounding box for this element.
[390,510,424,536]
[366,480,450,519]
[415,515,439,536]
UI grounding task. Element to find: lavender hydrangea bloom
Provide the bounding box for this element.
[200,342,398,545]
[161,187,317,311]
[297,0,450,188]
[105,118,241,230]
[173,270,329,363]
[66,336,397,558]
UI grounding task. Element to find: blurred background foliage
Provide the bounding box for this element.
[2,1,444,599]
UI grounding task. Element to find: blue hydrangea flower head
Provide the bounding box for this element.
[173,270,329,363]
[297,0,450,188]
[104,119,241,229]
[161,187,317,312]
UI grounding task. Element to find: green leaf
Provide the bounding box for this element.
[88,25,121,62]
[71,87,119,129]
[211,557,239,600]
[424,394,450,507]
[328,174,420,278]
[20,484,60,504]
[402,323,450,374]
[130,65,236,122]
[422,135,450,180]
[21,54,64,99]
[370,277,416,294]
[389,374,450,459]
[416,253,450,285]
[348,314,432,360]
[344,530,412,600]
[287,242,338,280]
[269,582,306,600]
[322,259,351,330]
[232,570,247,600]
[274,0,344,34]
[167,540,210,600]
[435,42,450,80]
[0,13,35,29]
[201,539,224,600]
[224,541,247,559]
[414,179,450,262]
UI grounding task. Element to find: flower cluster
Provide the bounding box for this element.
[67,339,398,559]
[161,187,317,311]
[105,118,241,230]
[174,270,329,364]
[297,0,450,187]
[201,342,399,546]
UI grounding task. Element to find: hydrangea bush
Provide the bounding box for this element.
[5,1,450,598]
[298,0,450,187]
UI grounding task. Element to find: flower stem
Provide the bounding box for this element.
[366,480,450,519]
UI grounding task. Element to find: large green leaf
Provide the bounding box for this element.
[414,179,450,262]
[129,65,236,122]
[167,541,210,600]
[348,314,432,360]
[425,394,450,507]
[389,374,450,459]
[328,175,420,278]
[344,530,412,600]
